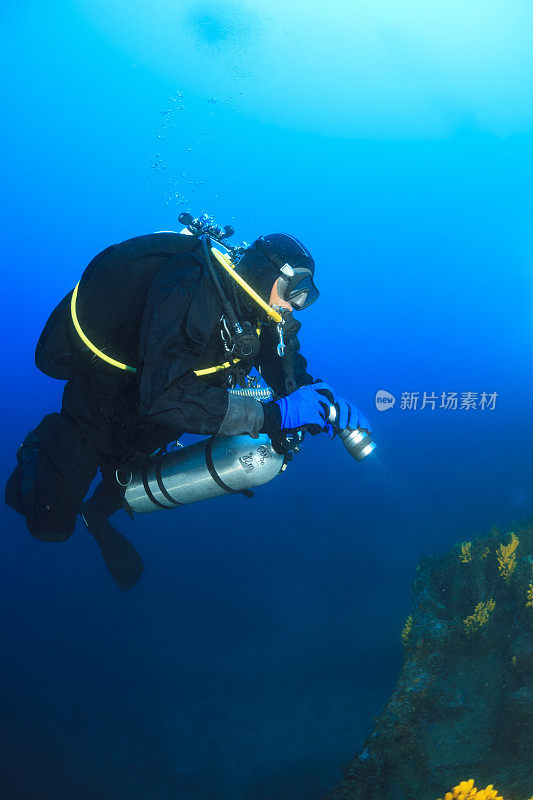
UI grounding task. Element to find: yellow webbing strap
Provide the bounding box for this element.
[70,281,261,377]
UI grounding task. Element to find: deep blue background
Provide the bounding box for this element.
[1,2,532,798]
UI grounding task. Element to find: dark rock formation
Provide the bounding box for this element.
[326,521,533,800]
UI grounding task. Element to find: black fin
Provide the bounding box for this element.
[80,504,144,592]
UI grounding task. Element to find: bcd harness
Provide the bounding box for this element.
[70,244,285,378]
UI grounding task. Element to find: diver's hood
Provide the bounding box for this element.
[235,233,316,305]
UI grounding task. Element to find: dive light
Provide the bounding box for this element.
[326,404,376,461]
[338,426,376,462]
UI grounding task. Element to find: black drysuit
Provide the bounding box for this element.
[6,233,313,542]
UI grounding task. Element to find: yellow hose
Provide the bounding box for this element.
[70,283,137,373]
[70,280,261,377]
[211,247,283,324]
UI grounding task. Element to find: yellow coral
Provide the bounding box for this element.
[464,599,496,633]
[481,547,490,559]
[496,531,519,582]
[401,615,412,645]
[436,779,508,800]
[460,542,472,563]
[526,584,533,608]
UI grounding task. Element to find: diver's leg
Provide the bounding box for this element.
[5,412,99,542]
[78,414,179,591]
[60,373,143,590]
[80,467,144,592]
[83,471,124,519]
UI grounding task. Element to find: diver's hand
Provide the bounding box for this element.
[312,381,373,434]
[327,397,373,434]
[275,382,334,433]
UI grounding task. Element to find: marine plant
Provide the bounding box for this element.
[460,542,472,563]
[463,599,495,633]
[401,615,412,645]
[436,779,507,799]
[496,532,519,582]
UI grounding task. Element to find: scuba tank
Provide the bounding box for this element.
[119,421,375,516]
[120,434,285,514]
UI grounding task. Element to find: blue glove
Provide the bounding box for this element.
[327,396,373,434]
[275,382,335,432]
[312,382,373,435]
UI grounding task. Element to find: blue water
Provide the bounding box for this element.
[2,2,533,798]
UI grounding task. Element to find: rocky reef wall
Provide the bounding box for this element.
[326,522,533,800]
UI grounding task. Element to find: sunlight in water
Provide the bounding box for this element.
[73,0,533,138]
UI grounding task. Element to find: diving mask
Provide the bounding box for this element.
[277,263,319,310]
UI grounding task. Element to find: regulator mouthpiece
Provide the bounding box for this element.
[339,426,376,462]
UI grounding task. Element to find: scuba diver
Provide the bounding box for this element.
[5,213,373,591]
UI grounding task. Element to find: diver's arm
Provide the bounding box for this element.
[139,370,266,437]
[137,257,265,437]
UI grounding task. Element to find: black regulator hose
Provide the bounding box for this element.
[200,235,260,361]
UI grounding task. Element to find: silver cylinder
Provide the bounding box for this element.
[121,434,284,514]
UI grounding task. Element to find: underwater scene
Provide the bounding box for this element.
[1,1,532,798]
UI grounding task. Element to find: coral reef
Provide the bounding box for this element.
[437,778,506,799]
[497,533,519,583]
[460,542,473,563]
[463,599,496,633]
[325,521,533,800]
[402,615,413,645]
